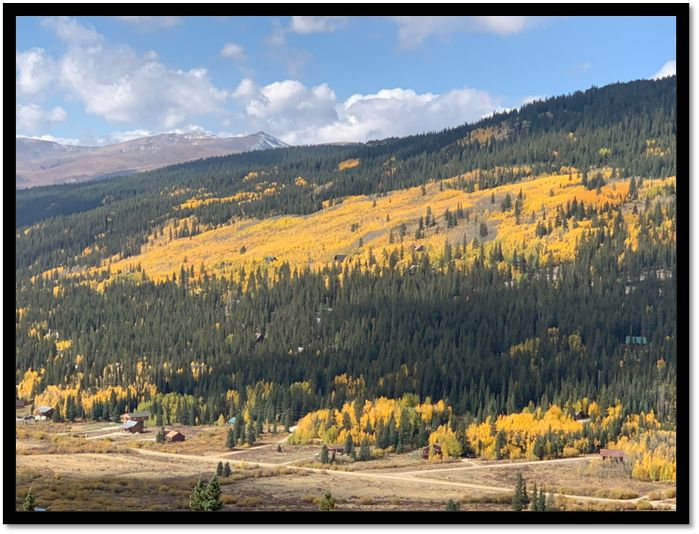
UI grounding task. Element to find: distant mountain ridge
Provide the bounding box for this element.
[15,131,289,188]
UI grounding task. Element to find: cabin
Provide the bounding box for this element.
[408,265,418,274]
[334,255,347,262]
[327,445,345,455]
[166,430,186,443]
[599,449,626,461]
[254,333,264,343]
[422,443,442,459]
[34,406,54,420]
[121,412,151,424]
[226,417,237,425]
[264,257,278,264]
[16,399,25,409]
[411,244,424,252]
[121,420,144,433]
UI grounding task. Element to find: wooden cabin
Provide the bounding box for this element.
[121,412,151,424]
[327,445,345,455]
[166,430,185,443]
[120,420,144,433]
[334,255,347,262]
[16,399,25,409]
[599,449,626,461]
[411,244,424,252]
[422,443,442,459]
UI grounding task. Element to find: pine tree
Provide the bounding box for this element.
[344,433,355,457]
[331,450,336,464]
[277,444,282,453]
[530,483,539,511]
[203,474,222,511]
[320,444,329,464]
[445,499,460,511]
[284,410,291,432]
[216,461,224,477]
[318,490,336,511]
[223,462,232,478]
[538,487,546,511]
[51,407,61,423]
[545,491,555,511]
[479,221,488,238]
[189,477,206,511]
[225,427,236,449]
[511,472,525,511]
[359,437,371,461]
[494,430,506,460]
[245,420,256,445]
[23,487,36,511]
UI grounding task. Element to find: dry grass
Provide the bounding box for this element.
[390,497,401,505]
[663,487,676,499]
[636,500,654,511]
[236,496,263,507]
[359,496,374,505]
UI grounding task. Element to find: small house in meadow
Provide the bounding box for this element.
[599,449,626,461]
[34,406,54,420]
[411,244,424,252]
[334,255,347,262]
[120,420,144,433]
[166,430,185,443]
[121,412,151,424]
[422,443,442,459]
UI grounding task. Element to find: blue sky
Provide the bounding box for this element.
[15,15,676,146]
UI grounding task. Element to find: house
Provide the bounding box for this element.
[121,420,144,433]
[327,445,345,455]
[16,399,25,409]
[411,244,424,252]
[226,417,236,425]
[408,265,418,274]
[254,333,264,343]
[166,430,185,443]
[34,406,54,420]
[120,412,151,424]
[599,449,626,461]
[334,255,347,262]
[265,257,278,264]
[422,443,442,459]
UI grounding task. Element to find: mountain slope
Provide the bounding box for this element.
[15,131,289,188]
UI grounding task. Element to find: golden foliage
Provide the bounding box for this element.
[338,159,360,170]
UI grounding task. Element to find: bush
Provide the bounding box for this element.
[663,487,676,499]
[221,495,238,504]
[236,497,263,507]
[636,500,654,511]
[646,491,661,501]
[359,496,373,505]
[390,497,401,505]
[33,431,48,440]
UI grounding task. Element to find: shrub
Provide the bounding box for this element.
[236,496,263,507]
[301,495,319,503]
[390,497,401,505]
[221,495,238,504]
[663,487,676,499]
[53,472,62,480]
[636,500,654,511]
[359,496,373,505]
[646,491,661,501]
[279,505,287,511]
[33,431,48,440]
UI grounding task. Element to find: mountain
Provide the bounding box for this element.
[15,131,289,188]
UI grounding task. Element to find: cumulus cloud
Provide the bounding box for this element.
[16,47,56,96]
[651,60,676,80]
[18,134,81,146]
[230,78,501,145]
[220,43,246,61]
[28,17,227,130]
[388,16,556,48]
[114,16,183,29]
[16,104,68,134]
[289,16,349,34]
[520,94,547,106]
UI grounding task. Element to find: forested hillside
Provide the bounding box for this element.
[15,77,676,468]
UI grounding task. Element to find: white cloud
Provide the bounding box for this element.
[30,17,228,130]
[16,104,68,134]
[92,129,154,145]
[651,60,676,80]
[289,16,349,34]
[388,16,555,48]
[18,134,81,146]
[114,16,183,29]
[16,48,56,96]
[40,16,103,45]
[265,16,349,46]
[220,43,246,61]
[230,78,501,145]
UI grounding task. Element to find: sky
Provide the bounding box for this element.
[15,15,676,147]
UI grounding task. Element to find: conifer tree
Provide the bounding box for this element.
[545,491,555,511]
[216,461,224,477]
[359,437,371,461]
[23,488,36,511]
[320,444,329,464]
[530,483,539,511]
[245,420,256,445]
[189,477,206,511]
[538,487,546,511]
[344,433,355,457]
[225,427,236,449]
[223,462,232,478]
[203,474,222,511]
[511,472,525,511]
